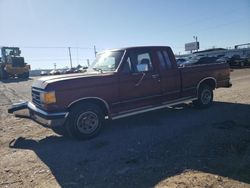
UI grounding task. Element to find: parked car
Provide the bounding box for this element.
[228,55,249,67]
[49,69,61,75]
[8,46,232,140]
[179,56,224,67]
[176,58,187,66]
[65,67,88,74]
[77,67,87,73]
[65,68,77,74]
[40,71,48,76]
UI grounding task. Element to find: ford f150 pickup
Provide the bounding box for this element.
[8,46,232,139]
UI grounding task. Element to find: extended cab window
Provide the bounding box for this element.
[162,50,172,69]
[157,50,172,69]
[157,51,166,69]
[122,51,153,73]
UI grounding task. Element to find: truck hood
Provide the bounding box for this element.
[32,72,114,90]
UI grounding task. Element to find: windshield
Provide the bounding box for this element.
[89,50,124,72]
[3,48,20,56]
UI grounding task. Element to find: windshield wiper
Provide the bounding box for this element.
[93,67,103,73]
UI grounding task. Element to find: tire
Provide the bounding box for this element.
[0,67,9,80]
[24,72,29,78]
[18,72,29,79]
[65,103,104,140]
[193,84,213,108]
[240,61,245,68]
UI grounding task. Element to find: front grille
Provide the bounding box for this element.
[32,88,43,108]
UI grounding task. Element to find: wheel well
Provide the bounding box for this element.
[198,78,216,91]
[68,98,110,117]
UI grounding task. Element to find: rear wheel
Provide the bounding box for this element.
[65,103,104,140]
[0,67,9,80]
[193,84,213,108]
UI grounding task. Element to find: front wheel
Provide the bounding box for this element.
[193,84,213,108]
[18,72,29,79]
[0,67,9,80]
[240,61,245,68]
[65,103,104,140]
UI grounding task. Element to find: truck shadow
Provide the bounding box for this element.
[1,77,32,83]
[10,101,250,187]
[231,66,250,69]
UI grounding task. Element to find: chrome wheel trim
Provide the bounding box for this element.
[76,111,99,134]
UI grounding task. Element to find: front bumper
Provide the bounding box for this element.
[8,101,67,127]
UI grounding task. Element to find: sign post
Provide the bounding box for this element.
[185,41,199,53]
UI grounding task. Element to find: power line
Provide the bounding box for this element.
[19,46,93,50]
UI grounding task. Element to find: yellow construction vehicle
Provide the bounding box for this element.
[0,47,30,80]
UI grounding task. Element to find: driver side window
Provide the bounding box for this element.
[122,51,153,73]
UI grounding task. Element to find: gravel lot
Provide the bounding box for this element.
[0,68,250,188]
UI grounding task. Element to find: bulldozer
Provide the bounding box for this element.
[0,47,30,80]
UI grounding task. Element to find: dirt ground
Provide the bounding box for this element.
[0,68,250,188]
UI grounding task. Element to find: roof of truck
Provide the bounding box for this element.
[102,46,171,52]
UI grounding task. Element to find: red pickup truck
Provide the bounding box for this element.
[8,46,232,139]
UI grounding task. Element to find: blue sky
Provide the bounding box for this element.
[0,0,249,69]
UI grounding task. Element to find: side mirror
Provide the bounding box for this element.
[137,63,149,72]
[179,63,185,67]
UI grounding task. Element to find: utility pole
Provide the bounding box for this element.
[68,47,73,68]
[193,36,198,52]
[94,45,97,57]
[77,47,79,65]
[86,59,90,67]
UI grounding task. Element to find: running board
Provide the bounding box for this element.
[111,97,197,120]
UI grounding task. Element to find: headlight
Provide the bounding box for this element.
[40,91,56,104]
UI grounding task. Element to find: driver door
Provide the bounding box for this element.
[116,49,162,113]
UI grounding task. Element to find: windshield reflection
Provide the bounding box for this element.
[88,50,124,73]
